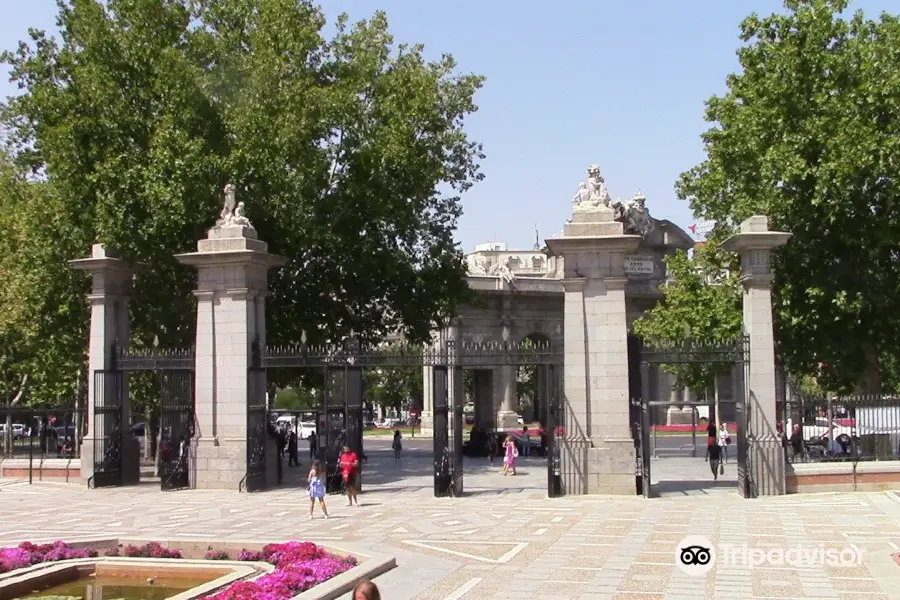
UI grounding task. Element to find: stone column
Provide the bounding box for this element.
[420,362,435,437]
[176,223,285,490]
[546,207,641,495]
[69,244,140,485]
[496,315,519,429]
[722,215,791,496]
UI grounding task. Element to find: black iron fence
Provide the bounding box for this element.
[1,407,85,484]
[782,391,900,463]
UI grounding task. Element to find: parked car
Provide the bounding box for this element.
[787,417,855,444]
[363,421,376,430]
[297,421,316,439]
[0,423,28,439]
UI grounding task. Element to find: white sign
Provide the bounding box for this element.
[624,256,654,276]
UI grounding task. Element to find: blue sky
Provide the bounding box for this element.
[1,0,894,251]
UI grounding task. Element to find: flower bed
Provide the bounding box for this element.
[205,542,356,600]
[0,540,357,599]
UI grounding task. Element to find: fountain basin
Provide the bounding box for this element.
[0,557,267,600]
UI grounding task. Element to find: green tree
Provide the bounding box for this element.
[274,387,318,411]
[632,241,743,396]
[2,0,483,393]
[676,0,900,393]
[363,361,423,414]
[0,155,87,409]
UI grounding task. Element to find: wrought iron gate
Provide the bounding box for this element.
[90,370,124,488]
[733,360,753,497]
[94,346,196,490]
[640,396,651,498]
[432,365,452,497]
[159,370,194,491]
[451,365,464,497]
[245,365,268,493]
[635,337,749,498]
[546,364,564,497]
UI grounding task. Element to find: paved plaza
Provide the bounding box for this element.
[3,441,900,599]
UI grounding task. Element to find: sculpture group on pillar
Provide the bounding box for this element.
[571,164,655,237]
[215,184,254,229]
[465,254,516,283]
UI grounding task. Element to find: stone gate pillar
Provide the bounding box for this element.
[176,203,285,490]
[70,244,140,485]
[496,314,519,429]
[546,206,641,495]
[722,216,791,496]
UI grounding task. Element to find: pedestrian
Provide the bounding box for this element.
[718,422,731,464]
[501,435,518,476]
[308,431,317,459]
[274,425,287,484]
[521,426,531,457]
[338,445,361,506]
[352,580,381,600]
[392,430,402,459]
[487,434,498,465]
[706,437,723,482]
[307,459,329,520]
[288,428,299,467]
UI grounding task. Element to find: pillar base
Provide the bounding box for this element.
[666,406,695,426]
[419,411,434,437]
[79,438,96,486]
[585,439,636,495]
[193,436,248,490]
[749,438,786,496]
[496,411,519,430]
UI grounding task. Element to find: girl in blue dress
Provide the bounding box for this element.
[307,460,329,519]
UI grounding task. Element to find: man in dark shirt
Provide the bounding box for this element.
[288,429,299,467]
[706,441,722,482]
[789,424,804,462]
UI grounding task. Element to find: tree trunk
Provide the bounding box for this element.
[4,375,29,455]
[858,343,881,395]
[144,405,152,461]
[714,377,721,429]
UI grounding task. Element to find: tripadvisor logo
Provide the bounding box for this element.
[675,535,863,575]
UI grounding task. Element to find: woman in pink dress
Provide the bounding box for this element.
[501,436,518,476]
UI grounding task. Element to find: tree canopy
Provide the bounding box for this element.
[676,0,900,393]
[0,154,87,406]
[1,0,484,403]
[632,241,743,394]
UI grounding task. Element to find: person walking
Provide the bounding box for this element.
[338,445,361,506]
[501,435,518,476]
[521,426,531,457]
[288,428,299,467]
[487,434,498,465]
[307,460,329,519]
[392,430,402,459]
[706,437,723,482]
[308,431,317,460]
[718,422,731,464]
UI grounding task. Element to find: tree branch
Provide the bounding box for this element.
[10,373,28,406]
